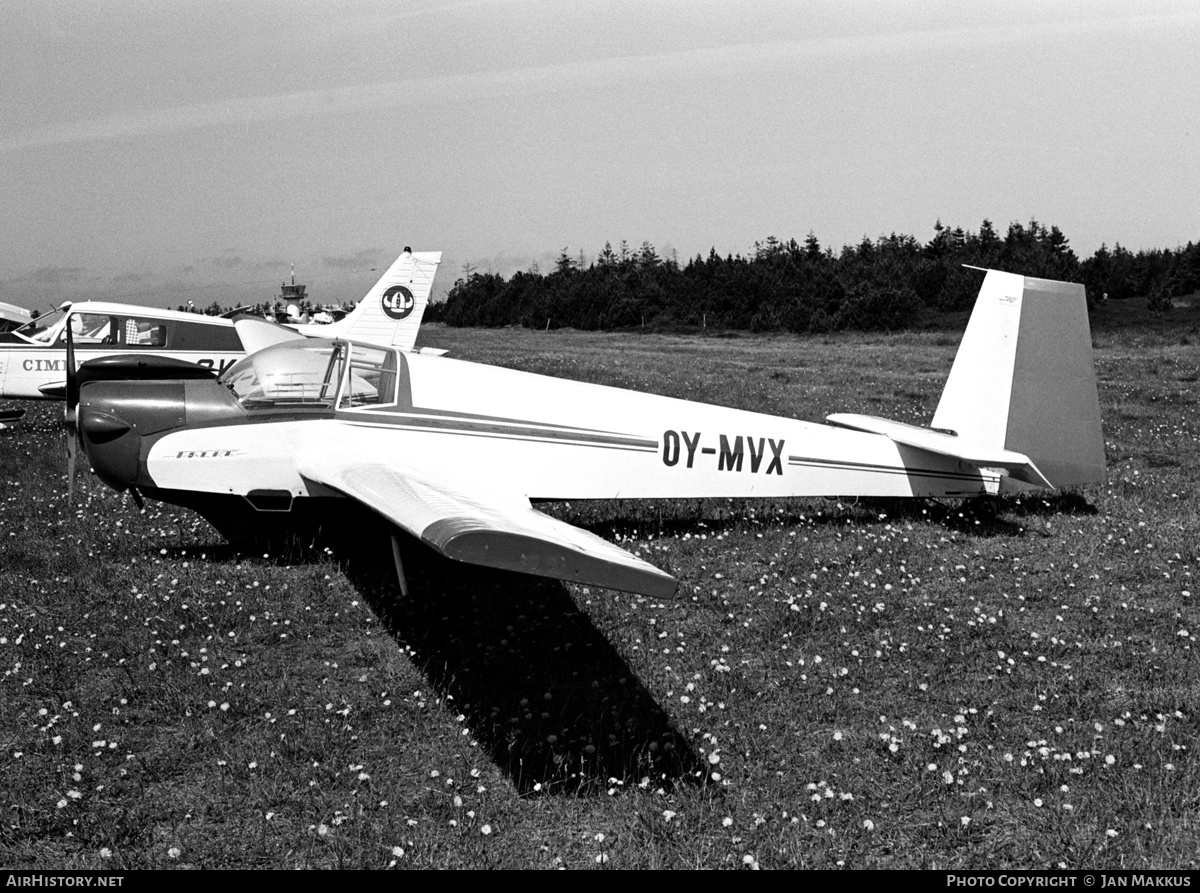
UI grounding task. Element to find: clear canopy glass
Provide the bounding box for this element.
[218,339,399,410]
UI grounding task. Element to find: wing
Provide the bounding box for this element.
[232,316,305,353]
[297,454,678,598]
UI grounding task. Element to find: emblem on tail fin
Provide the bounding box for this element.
[382,285,415,320]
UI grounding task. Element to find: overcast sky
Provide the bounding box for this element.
[1,0,1196,311]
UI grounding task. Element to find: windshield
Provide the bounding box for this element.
[219,340,344,409]
[11,307,67,344]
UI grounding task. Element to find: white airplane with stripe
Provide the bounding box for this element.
[71,269,1104,598]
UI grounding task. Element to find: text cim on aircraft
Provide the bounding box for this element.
[0,248,441,403]
[70,269,1104,599]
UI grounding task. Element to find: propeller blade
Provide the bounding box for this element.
[67,426,77,504]
[65,319,80,505]
[65,316,79,414]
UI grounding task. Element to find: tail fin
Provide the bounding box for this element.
[931,269,1105,489]
[297,248,442,351]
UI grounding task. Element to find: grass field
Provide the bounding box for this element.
[1,297,1198,869]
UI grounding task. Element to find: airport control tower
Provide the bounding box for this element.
[279,265,308,305]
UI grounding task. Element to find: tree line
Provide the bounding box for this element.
[430,220,1200,333]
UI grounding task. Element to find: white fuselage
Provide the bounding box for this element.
[143,351,995,504]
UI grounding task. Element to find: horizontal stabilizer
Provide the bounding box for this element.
[298,456,678,597]
[827,413,1053,488]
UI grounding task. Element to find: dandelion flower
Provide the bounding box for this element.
[481,824,493,836]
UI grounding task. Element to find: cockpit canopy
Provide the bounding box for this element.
[217,339,399,410]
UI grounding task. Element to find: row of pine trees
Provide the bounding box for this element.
[431,220,1200,332]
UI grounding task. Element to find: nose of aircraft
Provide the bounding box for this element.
[78,381,186,492]
[75,373,248,494]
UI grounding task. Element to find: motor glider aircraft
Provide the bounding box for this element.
[69,269,1104,599]
[0,248,441,428]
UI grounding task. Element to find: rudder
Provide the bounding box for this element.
[931,269,1105,490]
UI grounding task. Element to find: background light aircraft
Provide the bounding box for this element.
[0,247,441,414]
[69,269,1104,599]
[0,301,32,333]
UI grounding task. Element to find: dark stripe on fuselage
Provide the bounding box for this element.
[340,411,659,451]
[352,403,650,440]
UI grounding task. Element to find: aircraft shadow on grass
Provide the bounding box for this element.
[334,528,709,795]
[547,490,1100,545]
